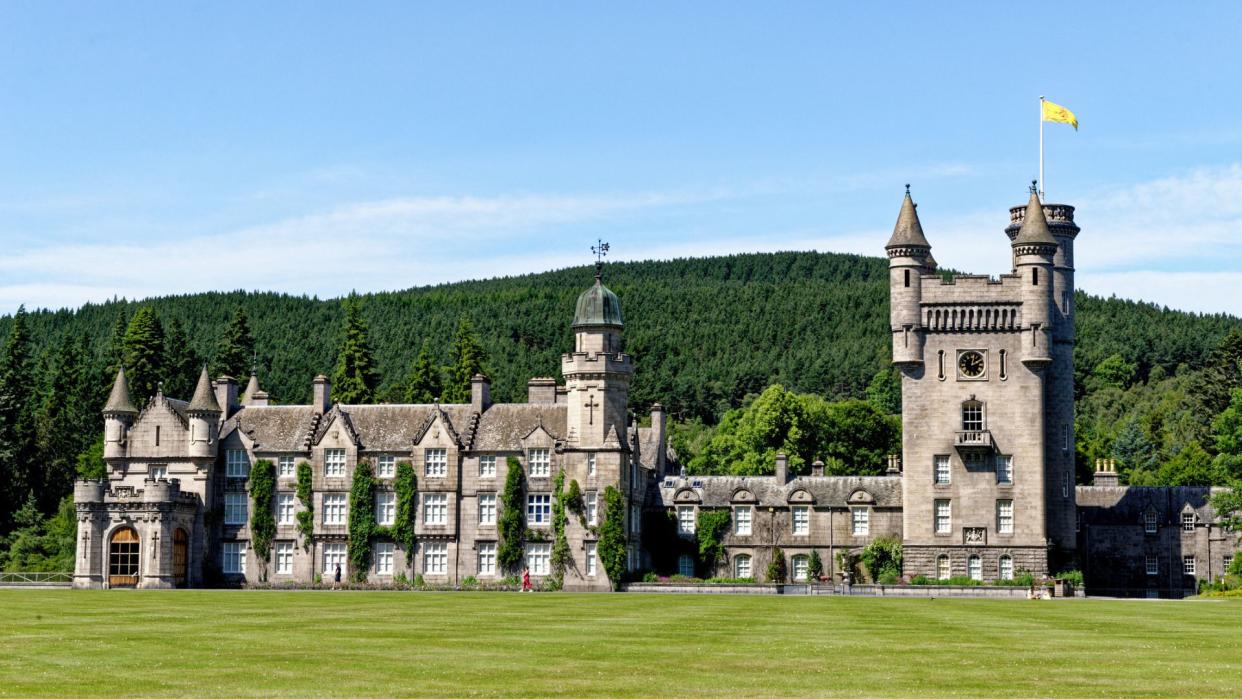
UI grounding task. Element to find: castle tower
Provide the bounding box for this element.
[562,264,633,448]
[103,367,138,460]
[886,186,936,366]
[186,366,221,460]
[1005,189,1080,565]
[893,185,1076,581]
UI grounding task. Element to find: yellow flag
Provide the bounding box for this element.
[1042,100,1078,130]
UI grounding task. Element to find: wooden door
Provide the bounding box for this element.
[173,529,188,588]
[108,528,140,587]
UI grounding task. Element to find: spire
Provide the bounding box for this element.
[242,370,261,404]
[1012,183,1058,247]
[103,367,138,415]
[885,185,931,250]
[188,365,222,413]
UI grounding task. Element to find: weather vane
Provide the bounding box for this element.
[591,239,610,277]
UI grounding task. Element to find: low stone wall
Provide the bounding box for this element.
[622,583,784,595]
[841,584,1033,598]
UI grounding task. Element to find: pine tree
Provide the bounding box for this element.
[213,308,255,379]
[443,318,487,404]
[331,296,380,404]
[104,310,128,374]
[163,318,201,399]
[35,334,95,511]
[0,307,36,529]
[122,307,167,403]
[403,340,443,403]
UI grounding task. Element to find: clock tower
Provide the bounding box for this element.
[890,185,1078,581]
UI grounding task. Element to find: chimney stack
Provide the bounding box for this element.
[651,403,667,477]
[213,376,238,421]
[471,374,492,412]
[886,454,902,476]
[1093,458,1120,487]
[527,377,557,404]
[811,460,825,477]
[313,375,331,415]
[775,453,789,484]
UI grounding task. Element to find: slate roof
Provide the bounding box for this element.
[658,474,903,508]
[335,404,476,451]
[472,403,568,451]
[1076,485,1224,523]
[188,367,221,413]
[223,406,319,452]
[104,367,138,414]
[633,426,662,472]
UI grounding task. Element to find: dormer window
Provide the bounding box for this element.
[1181,512,1196,532]
[1144,511,1158,534]
[528,448,551,477]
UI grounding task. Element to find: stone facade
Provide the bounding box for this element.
[74,189,1241,596]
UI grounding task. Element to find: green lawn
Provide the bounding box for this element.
[2,590,1241,697]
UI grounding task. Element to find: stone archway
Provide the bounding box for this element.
[108,527,140,588]
[173,528,189,588]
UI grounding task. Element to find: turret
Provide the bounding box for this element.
[187,366,221,459]
[1010,186,1058,365]
[886,186,934,366]
[562,258,634,447]
[103,367,138,460]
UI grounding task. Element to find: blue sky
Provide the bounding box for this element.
[2,2,1241,315]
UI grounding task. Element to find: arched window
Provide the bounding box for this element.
[936,554,950,580]
[735,554,753,580]
[968,554,982,581]
[108,527,140,588]
[962,400,984,431]
[999,555,1014,581]
[791,555,809,582]
[678,554,695,578]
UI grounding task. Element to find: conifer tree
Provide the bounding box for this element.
[122,307,167,403]
[163,318,201,399]
[35,335,94,511]
[213,308,255,379]
[104,310,128,374]
[442,318,487,404]
[403,340,442,403]
[0,306,36,529]
[331,296,380,404]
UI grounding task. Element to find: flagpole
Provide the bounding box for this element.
[1039,95,1045,199]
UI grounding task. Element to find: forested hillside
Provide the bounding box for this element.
[3,250,1242,568]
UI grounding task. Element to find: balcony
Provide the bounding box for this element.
[955,430,995,452]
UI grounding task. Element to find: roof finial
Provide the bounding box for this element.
[1030,179,1039,195]
[905,183,910,195]
[591,239,610,279]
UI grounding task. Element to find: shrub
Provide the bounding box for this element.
[943,575,981,586]
[392,461,417,558]
[414,574,426,588]
[497,457,527,574]
[248,459,276,564]
[808,550,824,580]
[860,537,902,582]
[1054,569,1084,587]
[295,460,314,549]
[877,571,900,585]
[642,571,659,583]
[598,486,628,589]
[347,460,377,582]
[696,509,731,576]
[461,575,479,589]
[767,547,788,583]
[1230,556,1242,578]
[909,574,932,586]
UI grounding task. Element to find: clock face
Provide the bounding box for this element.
[958,351,986,378]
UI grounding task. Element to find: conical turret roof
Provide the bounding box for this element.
[103,367,138,414]
[1012,189,1058,247]
[242,371,261,404]
[885,188,931,249]
[188,366,221,413]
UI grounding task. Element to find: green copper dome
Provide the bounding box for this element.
[573,276,624,328]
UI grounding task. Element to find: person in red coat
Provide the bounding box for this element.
[522,567,532,592]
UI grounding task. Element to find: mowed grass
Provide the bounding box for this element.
[2,591,1241,697]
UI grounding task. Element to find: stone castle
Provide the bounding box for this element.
[73,188,1240,597]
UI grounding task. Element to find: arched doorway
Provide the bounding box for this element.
[108,528,140,588]
[173,529,188,588]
